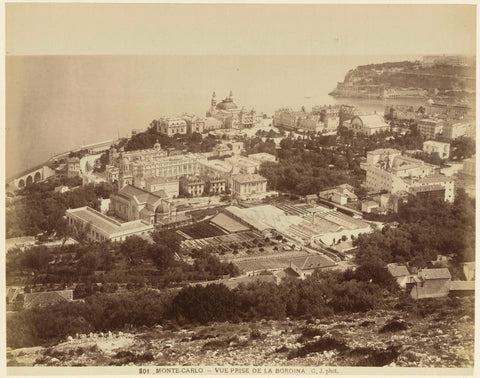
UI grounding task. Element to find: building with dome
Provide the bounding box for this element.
[207,91,257,129]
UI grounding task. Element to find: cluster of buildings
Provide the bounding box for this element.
[67,138,278,242]
[360,148,456,213]
[421,54,471,67]
[151,91,260,137]
[386,100,474,142]
[387,262,475,299]
[273,104,343,133]
[105,141,276,200]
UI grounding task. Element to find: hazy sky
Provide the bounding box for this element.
[6,3,477,56]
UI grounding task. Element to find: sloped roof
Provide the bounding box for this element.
[410,185,445,194]
[387,263,410,277]
[357,114,388,128]
[290,255,336,271]
[140,208,155,217]
[152,189,168,198]
[419,268,451,280]
[418,175,452,184]
[224,206,272,232]
[23,290,73,309]
[66,206,153,237]
[210,212,251,233]
[118,184,163,206]
[449,281,475,291]
[7,288,20,302]
[232,174,267,184]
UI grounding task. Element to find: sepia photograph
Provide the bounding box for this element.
[3,1,477,376]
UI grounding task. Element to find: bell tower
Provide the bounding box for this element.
[211,91,217,107]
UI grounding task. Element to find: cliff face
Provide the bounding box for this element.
[7,296,474,368]
[330,60,475,100]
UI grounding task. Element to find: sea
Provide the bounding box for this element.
[6,54,425,178]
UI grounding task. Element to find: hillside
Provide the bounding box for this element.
[7,296,474,368]
[330,60,475,101]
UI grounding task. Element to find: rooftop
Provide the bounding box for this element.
[210,212,251,233]
[387,263,410,278]
[355,114,388,128]
[201,160,233,173]
[117,184,166,204]
[24,290,73,309]
[417,174,452,184]
[423,140,450,147]
[144,176,178,184]
[232,174,267,184]
[290,255,336,271]
[248,152,277,162]
[367,148,400,155]
[418,118,444,125]
[409,185,445,194]
[224,206,273,232]
[66,207,153,237]
[449,281,475,291]
[419,268,451,280]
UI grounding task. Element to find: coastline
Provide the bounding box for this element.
[7,138,121,183]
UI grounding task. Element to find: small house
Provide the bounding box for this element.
[361,200,379,213]
[408,268,451,299]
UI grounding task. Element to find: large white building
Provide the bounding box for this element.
[346,114,390,135]
[363,148,454,202]
[248,153,277,164]
[66,206,154,243]
[417,119,445,140]
[225,156,260,174]
[207,91,257,129]
[231,174,268,200]
[273,108,302,129]
[443,122,468,140]
[107,143,207,188]
[110,185,171,224]
[423,140,451,159]
[157,116,188,136]
[199,159,234,187]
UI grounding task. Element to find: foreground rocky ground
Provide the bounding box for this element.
[7,296,474,368]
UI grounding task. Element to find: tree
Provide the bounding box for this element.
[152,230,181,253]
[22,247,51,272]
[119,236,150,266]
[148,244,174,272]
[451,137,475,160]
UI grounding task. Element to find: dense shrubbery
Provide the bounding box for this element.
[354,192,475,267]
[123,125,218,153]
[172,269,390,326]
[7,290,170,348]
[6,181,114,238]
[7,268,395,348]
[7,233,239,287]
[451,137,475,160]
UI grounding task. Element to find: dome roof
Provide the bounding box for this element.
[216,99,238,111]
